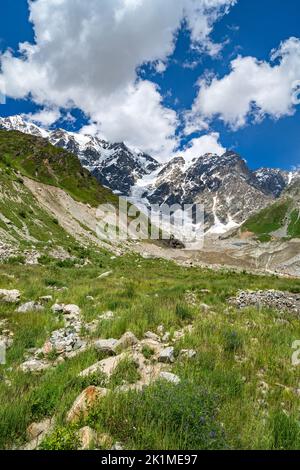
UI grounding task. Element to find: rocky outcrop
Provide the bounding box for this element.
[66,386,108,423]
[230,290,300,316]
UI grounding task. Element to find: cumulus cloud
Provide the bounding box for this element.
[178,132,225,163]
[185,37,300,132]
[0,0,235,159]
[24,107,61,126]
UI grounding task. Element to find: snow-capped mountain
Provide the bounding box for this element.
[131,152,277,232]
[254,168,296,198]
[1,115,299,234]
[0,116,160,195]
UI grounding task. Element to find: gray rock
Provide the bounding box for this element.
[144,331,161,342]
[159,372,181,385]
[23,418,55,450]
[0,289,21,303]
[158,347,175,363]
[16,301,44,313]
[51,303,64,313]
[162,332,171,343]
[63,304,81,316]
[179,349,196,359]
[230,290,300,316]
[20,359,51,373]
[94,338,118,355]
[112,442,124,451]
[115,331,138,351]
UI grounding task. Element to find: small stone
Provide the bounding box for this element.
[179,349,196,360]
[66,386,108,423]
[200,303,211,313]
[94,338,118,355]
[51,303,64,313]
[157,325,165,336]
[158,347,175,364]
[144,331,160,342]
[159,372,181,385]
[16,301,44,313]
[86,296,94,301]
[0,289,20,303]
[99,311,114,321]
[162,332,171,343]
[98,271,113,279]
[112,442,124,450]
[115,331,138,351]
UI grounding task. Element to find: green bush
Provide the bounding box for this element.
[40,426,80,450]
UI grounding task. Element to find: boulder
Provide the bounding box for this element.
[16,301,44,313]
[63,304,81,316]
[158,347,175,364]
[0,289,20,303]
[159,372,181,385]
[66,386,108,423]
[27,418,53,441]
[115,332,138,351]
[23,418,55,450]
[20,359,51,373]
[94,338,118,355]
[79,354,126,378]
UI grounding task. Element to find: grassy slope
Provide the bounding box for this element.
[0,161,81,252]
[0,130,117,207]
[242,199,293,241]
[242,181,300,242]
[1,255,300,450]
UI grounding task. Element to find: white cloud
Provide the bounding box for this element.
[155,61,167,74]
[24,107,61,126]
[186,37,300,132]
[0,0,235,160]
[178,132,225,163]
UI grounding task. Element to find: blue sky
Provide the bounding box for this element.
[0,0,299,170]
